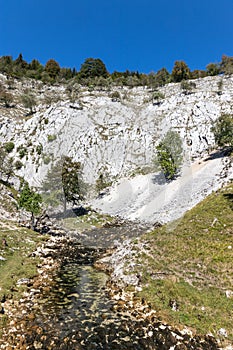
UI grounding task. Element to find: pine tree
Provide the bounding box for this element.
[79,58,108,80]
[62,156,85,209]
[42,157,85,213]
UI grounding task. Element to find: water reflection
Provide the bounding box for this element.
[36,261,123,345]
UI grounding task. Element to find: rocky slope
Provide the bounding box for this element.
[92,150,232,223]
[0,73,232,223]
[0,74,232,185]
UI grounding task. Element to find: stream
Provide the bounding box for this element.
[19,222,164,350]
[28,254,153,349]
[1,222,220,349]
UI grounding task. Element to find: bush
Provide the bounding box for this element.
[212,114,233,148]
[152,91,165,104]
[43,155,51,164]
[206,63,220,76]
[21,91,37,114]
[47,134,57,142]
[17,146,27,159]
[109,91,121,102]
[180,80,196,94]
[4,142,14,153]
[14,160,23,170]
[36,144,43,155]
[0,90,14,108]
[96,173,111,194]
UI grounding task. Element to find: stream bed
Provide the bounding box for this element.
[0,222,220,349]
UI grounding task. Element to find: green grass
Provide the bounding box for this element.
[0,221,48,299]
[133,181,233,341]
[0,220,48,337]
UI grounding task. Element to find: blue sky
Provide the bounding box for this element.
[1,0,233,73]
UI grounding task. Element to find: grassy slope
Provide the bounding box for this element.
[0,182,48,333]
[0,222,47,297]
[133,181,233,340]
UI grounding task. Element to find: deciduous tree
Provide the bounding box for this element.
[62,156,85,209]
[220,55,233,75]
[45,59,61,79]
[212,114,233,149]
[171,61,191,83]
[155,130,183,180]
[18,181,42,230]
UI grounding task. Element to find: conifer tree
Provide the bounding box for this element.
[42,157,85,213]
[79,58,108,79]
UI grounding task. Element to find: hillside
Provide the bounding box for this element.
[106,181,233,346]
[0,74,232,187]
[1,73,232,224]
[0,72,232,348]
[93,150,232,223]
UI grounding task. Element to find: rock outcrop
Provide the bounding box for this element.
[0,74,233,188]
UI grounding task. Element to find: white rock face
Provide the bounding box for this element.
[0,74,232,223]
[1,74,232,186]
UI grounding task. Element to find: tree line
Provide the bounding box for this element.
[0,54,233,88]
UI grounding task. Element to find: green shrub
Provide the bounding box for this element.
[212,114,233,148]
[36,144,43,155]
[43,155,51,165]
[180,80,196,94]
[14,160,23,170]
[17,147,27,159]
[47,134,57,142]
[96,173,111,194]
[4,142,15,153]
[109,91,121,101]
[152,91,165,104]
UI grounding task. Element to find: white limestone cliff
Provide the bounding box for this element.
[0,74,232,223]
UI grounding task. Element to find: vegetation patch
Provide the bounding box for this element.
[47,134,57,142]
[132,181,233,341]
[0,221,47,300]
[61,210,115,232]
